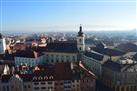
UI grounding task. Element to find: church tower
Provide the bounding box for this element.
[0,33,6,54]
[77,25,85,52]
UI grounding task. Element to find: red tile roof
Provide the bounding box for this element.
[15,50,43,58]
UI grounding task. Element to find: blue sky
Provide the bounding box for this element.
[0,0,136,32]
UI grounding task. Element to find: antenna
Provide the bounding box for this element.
[80,24,82,26]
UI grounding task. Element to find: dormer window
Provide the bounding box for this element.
[49,76,54,79]
[44,76,48,80]
[33,77,37,80]
[38,76,43,80]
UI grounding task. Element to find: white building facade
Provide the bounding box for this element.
[15,55,45,67]
[0,34,6,54]
[77,25,85,52]
[83,51,109,77]
[44,52,77,63]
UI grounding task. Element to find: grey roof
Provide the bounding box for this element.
[84,51,104,61]
[93,47,125,56]
[103,60,137,72]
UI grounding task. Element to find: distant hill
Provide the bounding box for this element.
[115,42,137,52]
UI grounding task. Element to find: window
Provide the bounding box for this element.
[66,56,70,62]
[79,47,81,50]
[51,59,54,63]
[34,82,39,85]
[7,86,9,91]
[121,87,124,91]
[24,85,27,89]
[64,86,71,88]
[61,55,64,61]
[49,76,54,79]
[46,54,49,57]
[34,87,39,90]
[38,76,43,80]
[3,86,5,91]
[44,76,48,80]
[55,83,58,85]
[79,39,82,42]
[46,60,49,62]
[33,77,37,80]
[133,86,136,91]
[11,85,13,89]
[41,82,45,85]
[48,87,53,89]
[87,79,88,82]
[41,87,46,89]
[72,56,75,61]
[68,81,71,83]
[56,55,58,58]
[60,83,63,85]
[64,80,71,84]
[48,82,52,84]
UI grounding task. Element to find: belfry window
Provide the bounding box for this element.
[79,39,81,42]
[79,47,81,50]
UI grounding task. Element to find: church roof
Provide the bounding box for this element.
[14,50,44,58]
[78,25,84,36]
[46,42,78,53]
[35,42,78,53]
